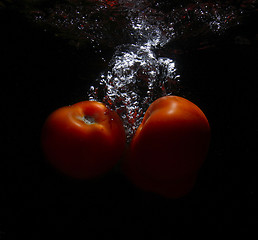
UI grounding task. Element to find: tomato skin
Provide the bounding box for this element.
[124,96,210,198]
[41,101,126,179]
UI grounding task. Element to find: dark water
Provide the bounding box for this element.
[0,0,258,238]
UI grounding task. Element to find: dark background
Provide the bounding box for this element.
[0,2,257,239]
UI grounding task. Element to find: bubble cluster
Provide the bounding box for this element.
[88,2,181,140]
[29,0,256,48]
[88,43,180,141]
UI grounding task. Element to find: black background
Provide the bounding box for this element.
[0,3,257,239]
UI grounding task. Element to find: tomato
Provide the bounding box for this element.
[41,101,126,179]
[123,96,210,198]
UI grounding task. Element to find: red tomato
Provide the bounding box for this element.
[41,101,126,179]
[123,96,210,198]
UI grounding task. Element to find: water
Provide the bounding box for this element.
[28,0,257,141]
[86,0,182,141]
[88,43,180,141]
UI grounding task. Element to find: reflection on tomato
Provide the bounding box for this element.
[41,101,126,179]
[124,96,211,198]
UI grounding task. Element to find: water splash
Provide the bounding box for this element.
[27,0,257,141]
[89,43,180,141]
[87,1,181,141]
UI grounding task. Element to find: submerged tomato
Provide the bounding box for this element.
[41,101,126,179]
[124,96,210,198]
